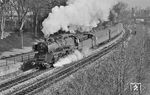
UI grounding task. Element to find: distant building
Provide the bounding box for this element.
[135,18,144,23]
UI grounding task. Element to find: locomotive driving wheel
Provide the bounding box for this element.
[43,62,51,68]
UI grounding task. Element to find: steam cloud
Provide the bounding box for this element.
[54,50,83,67]
[42,0,117,36]
[54,48,92,67]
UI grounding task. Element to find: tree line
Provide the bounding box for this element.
[0,0,67,38]
[0,0,148,38]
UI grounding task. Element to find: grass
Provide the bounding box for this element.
[0,32,35,54]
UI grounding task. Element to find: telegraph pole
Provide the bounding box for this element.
[132,8,136,23]
[20,30,24,49]
[20,18,26,49]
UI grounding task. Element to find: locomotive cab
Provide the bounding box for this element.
[21,42,54,71]
[33,42,55,69]
[32,42,48,54]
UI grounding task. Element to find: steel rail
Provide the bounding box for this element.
[0,68,51,92]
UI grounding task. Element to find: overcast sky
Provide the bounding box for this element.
[120,0,150,8]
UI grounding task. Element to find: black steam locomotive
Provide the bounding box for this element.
[21,31,96,71]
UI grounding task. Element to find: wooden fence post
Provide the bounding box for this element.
[14,57,15,64]
[22,56,23,62]
[108,29,111,40]
[28,54,30,60]
[6,59,7,66]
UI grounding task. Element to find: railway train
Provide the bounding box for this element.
[21,24,122,71]
[21,30,97,71]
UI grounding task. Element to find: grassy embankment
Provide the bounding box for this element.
[35,23,150,95]
[0,32,35,54]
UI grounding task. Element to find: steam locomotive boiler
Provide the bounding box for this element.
[21,32,96,71]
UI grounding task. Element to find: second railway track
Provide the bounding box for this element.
[0,68,53,92]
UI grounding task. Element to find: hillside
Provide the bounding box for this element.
[35,23,150,95]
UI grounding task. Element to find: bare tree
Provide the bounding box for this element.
[29,0,50,37]
[0,0,10,39]
[113,2,127,17]
[29,0,67,37]
[8,0,31,48]
[10,0,30,30]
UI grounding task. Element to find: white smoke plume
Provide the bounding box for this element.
[42,0,117,36]
[54,48,92,67]
[54,50,84,67]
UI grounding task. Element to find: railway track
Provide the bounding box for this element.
[0,25,130,95]
[0,68,52,92]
